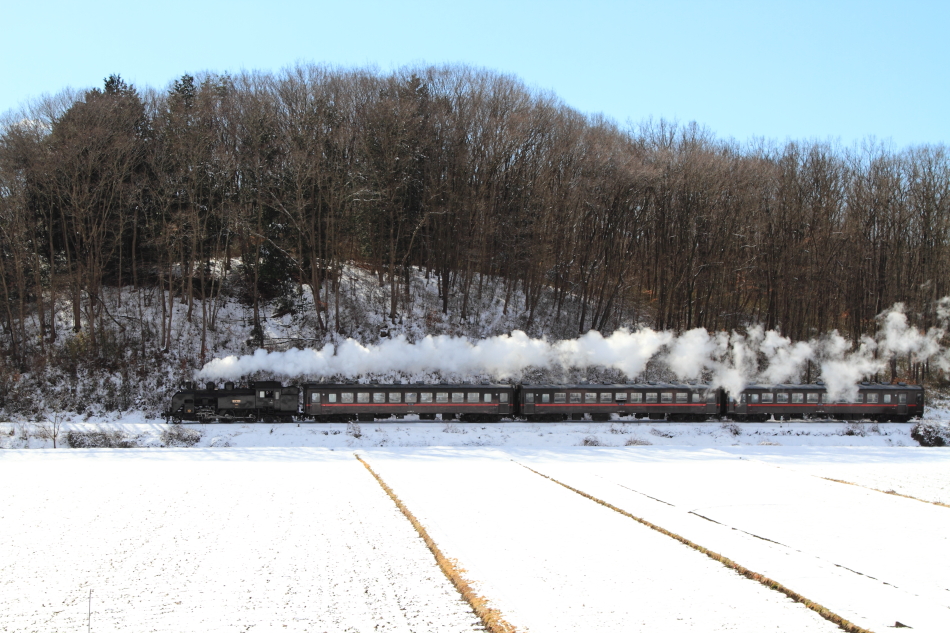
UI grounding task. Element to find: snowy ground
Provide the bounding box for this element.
[362,449,837,632]
[0,450,482,633]
[720,446,950,505]
[505,447,950,632]
[2,442,948,632]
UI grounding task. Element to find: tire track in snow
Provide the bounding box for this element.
[516,461,874,633]
[356,454,518,633]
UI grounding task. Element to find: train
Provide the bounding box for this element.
[165,379,924,423]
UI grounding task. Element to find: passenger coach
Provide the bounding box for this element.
[730,381,924,422]
[519,382,720,421]
[302,382,514,422]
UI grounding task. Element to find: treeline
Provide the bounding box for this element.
[1,64,949,368]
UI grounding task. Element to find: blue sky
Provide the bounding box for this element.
[2,0,946,147]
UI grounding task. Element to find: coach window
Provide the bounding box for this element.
[373,392,386,404]
[820,393,829,404]
[328,393,337,403]
[311,393,321,403]
[389,392,402,403]
[792,393,804,404]
[777,393,789,403]
[866,393,878,403]
[422,392,434,403]
[855,394,864,403]
[405,393,417,404]
[761,393,773,403]
[739,394,746,404]
[484,393,492,402]
[807,393,819,404]
[452,393,465,403]
[899,394,907,404]
[554,392,566,403]
[706,391,717,403]
[526,393,535,404]
[628,392,641,403]
[600,393,612,403]
[692,393,702,403]
[646,393,658,403]
[341,393,354,403]
[586,393,597,403]
[468,392,480,403]
[676,393,688,403]
[357,392,370,403]
[259,391,266,399]
[436,393,449,403]
[500,393,509,403]
[883,394,892,404]
[570,392,582,404]
[749,394,759,404]
[542,394,550,403]
[661,392,673,403]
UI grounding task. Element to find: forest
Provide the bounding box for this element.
[1,63,948,387]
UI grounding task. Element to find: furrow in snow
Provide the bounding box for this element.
[359,448,840,632]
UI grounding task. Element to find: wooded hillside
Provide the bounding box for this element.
[2,64,948,371]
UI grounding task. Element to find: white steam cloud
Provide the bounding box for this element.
[198,301,950,398]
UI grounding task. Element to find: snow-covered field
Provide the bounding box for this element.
[2,440,948,632]
[507,447,950,632]
[362,449,837,632]
[0,450,482,633]
[721,446,950,506]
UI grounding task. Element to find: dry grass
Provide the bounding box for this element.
[356,455,518,633]
[517,462,875,633]
[822,477,949,509]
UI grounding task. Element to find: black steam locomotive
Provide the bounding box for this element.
[165,380,924,423]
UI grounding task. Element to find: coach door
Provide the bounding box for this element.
[523,390,536,415]
[897,393,908,415]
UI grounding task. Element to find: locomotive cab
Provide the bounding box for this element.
[167,390,193,421]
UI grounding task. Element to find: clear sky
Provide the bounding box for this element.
[2,0,946,147]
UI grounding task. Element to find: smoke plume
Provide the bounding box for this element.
[198,301,950,397]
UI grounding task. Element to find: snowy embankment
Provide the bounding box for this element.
[3,416,949,452]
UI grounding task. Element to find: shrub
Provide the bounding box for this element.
[911,421,950,447]
[346,421,362,439]
[442,422,464,434]
[840,422,867,437]
[720,422,741,437]
[581,435,602,446]
[67,429,139,448]
[161,426,202,447]
[625,438,652,446]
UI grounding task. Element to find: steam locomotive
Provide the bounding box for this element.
[165,380,924,423]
